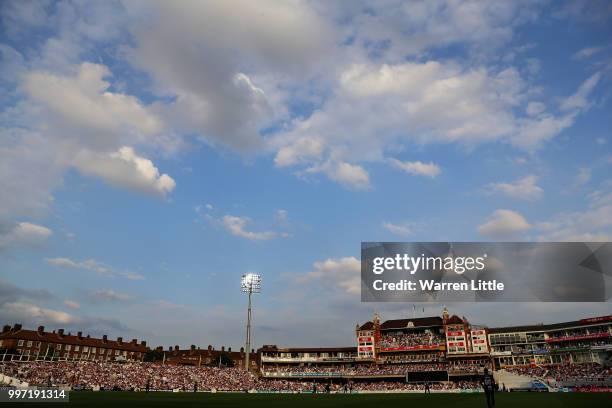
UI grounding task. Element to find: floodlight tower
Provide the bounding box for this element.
[241,273,261,371]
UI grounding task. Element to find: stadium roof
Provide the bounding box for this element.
[380,316,445,329]
[488,315,612,334]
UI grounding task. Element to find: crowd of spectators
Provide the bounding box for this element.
[505,363,611,382]
[0,362,258,391]
[447,361,491,374]
[1,361,484,392]
[262,363,448,376]
[381,352,444,363]
[380,331,444,349]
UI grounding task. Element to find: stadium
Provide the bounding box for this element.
[1,0,612,407]
[1,308,610,406]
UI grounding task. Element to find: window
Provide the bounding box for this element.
[27,341,32,347]
[83,347,89,352]
[74,346,80,352]
[18,340,24,346]
[66,345,71,351]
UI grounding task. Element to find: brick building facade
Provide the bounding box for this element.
[0,324,148,362]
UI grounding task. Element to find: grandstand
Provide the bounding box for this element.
[1,309,611,393]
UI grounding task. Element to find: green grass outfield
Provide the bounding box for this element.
[7,391,610,408]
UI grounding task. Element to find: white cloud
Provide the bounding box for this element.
[572,46,605,60]
[2,301,74,324]
[488,175,543,200]
[324,161,371,190]
[560,72,601,111]
[73,146,175,197]
[64,299,80,309]
[478,209,532,238]
[526,101,546,116]
[535,186,612,241]
[91,289,132,302]
[389,159,441,178]
[46,257,145,280]
[596,137,607,145]
[298,256,361,296]
[275,209,289,223]
[0,222,52,249]
[0,61,177,224]
[573,167,591,188]
[123,0,331,152]
[274,137,324,167]
[23,63,164,138]
[382,221,413,237]
[221,215,280,241]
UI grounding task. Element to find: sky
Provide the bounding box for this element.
[0,0,611,350]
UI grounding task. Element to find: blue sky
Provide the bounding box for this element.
[0,0,611,349]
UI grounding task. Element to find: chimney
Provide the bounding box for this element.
[132,339,137,345]
[208,345,212,351]
[174,345,179,351]
[77,332,82,339]
[37,326,44,335]
[13,323,22,331]
[168,346,172,351]
[141,341,146,347]
[58,329,64,337]
[228,347,232,352]
[190,344,196,351]
[117,337,123,344]
[102,335,108,342]
[2,325,11,333]
[221,346,225,352]
[240,347,244,353]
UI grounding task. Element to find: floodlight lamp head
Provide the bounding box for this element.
[241,273,261,293]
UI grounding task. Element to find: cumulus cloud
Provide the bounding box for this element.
[298,256,361,296]
[535,187,612,241]
[324,162,371,190]
[560,72,601,111]
[572,46,606,60]
[0,222,52,250]
[91,289,132,302]
[123,0,331,152]
[478,209,532,238]
[23,63,164,139]
[0,279,126,332]
[389,159,441,178]
[221,215,281,241]
[64,299,80,309]
[382,222,413,237]
[46,257,145,280]
[487,175,543,200]
[1,61,177,224]
[274,59,598,185]
[73,147,175,197]
[573,167,592,188]
[3,302,74,324]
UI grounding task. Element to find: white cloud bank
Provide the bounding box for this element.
[487,175,543,200]
[0,222,52,250]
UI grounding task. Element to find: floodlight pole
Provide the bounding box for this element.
[245,288,252,371]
